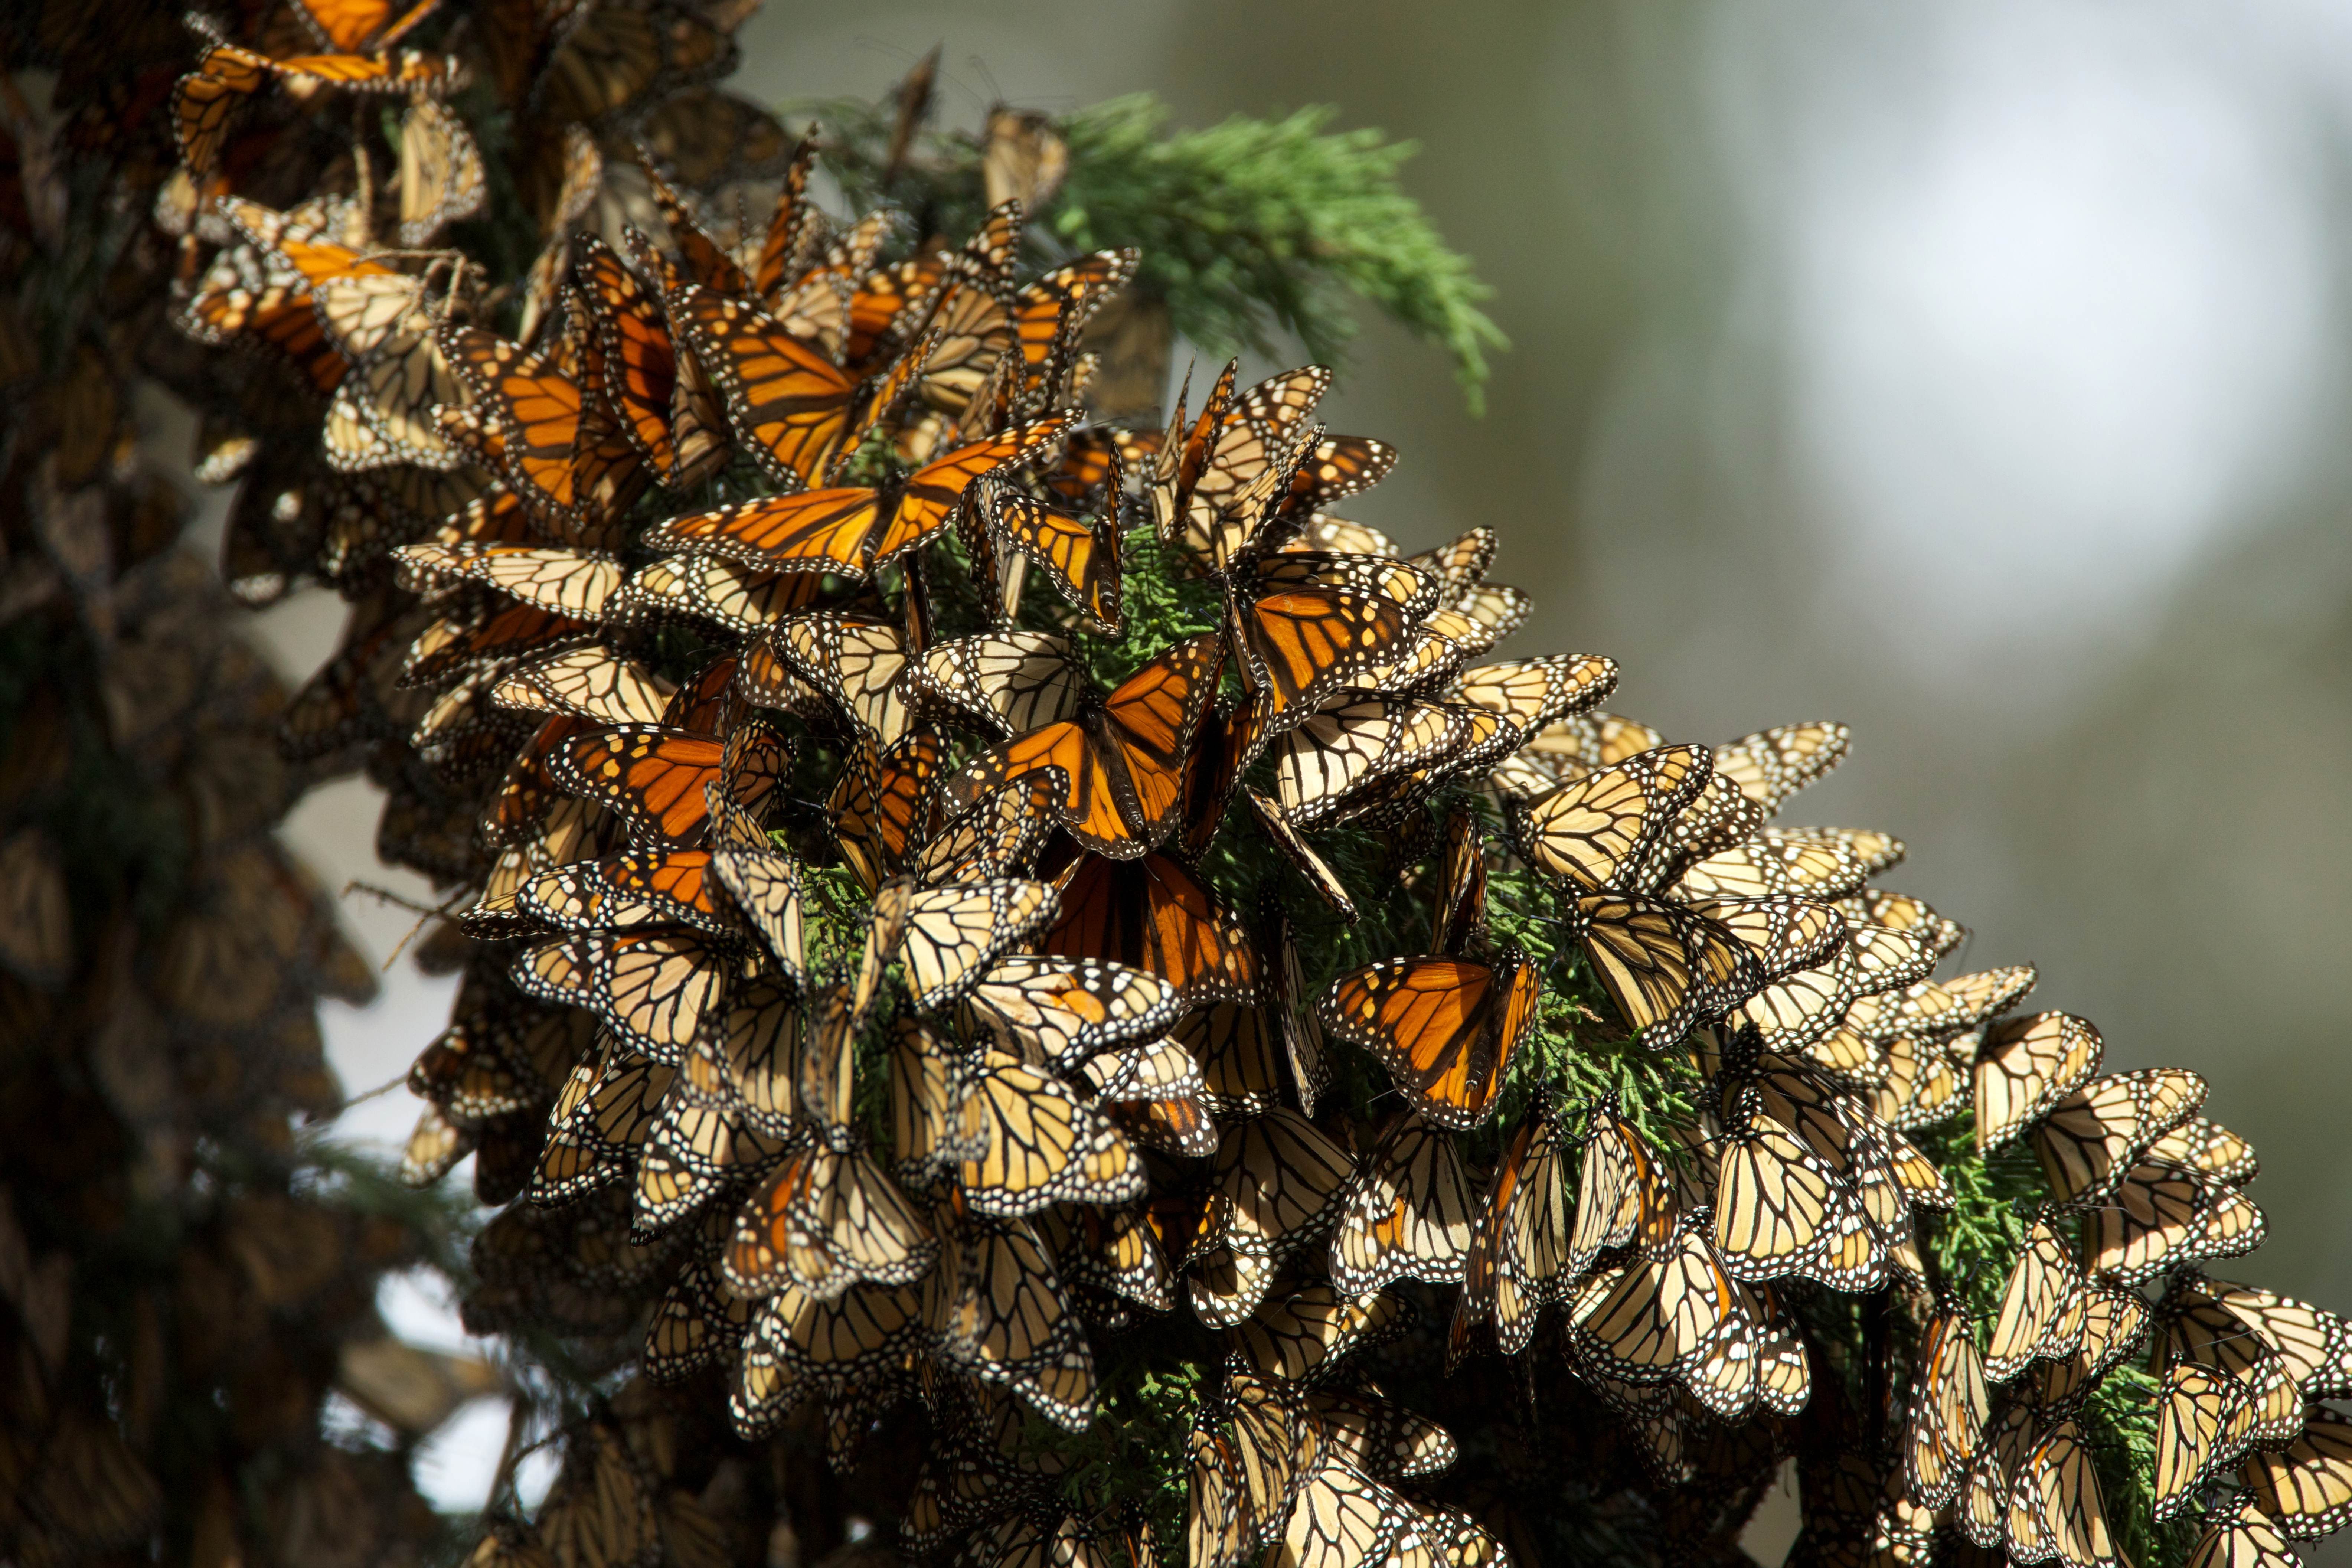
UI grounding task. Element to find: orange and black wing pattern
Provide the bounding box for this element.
[673,285,858,488]
[869,414,1073,566]
[1227,584,1407,738]
[1319,951,1539,1131]
[441,325,583,519]
[943,634,1221,861]
[832,733,945,894]
[1043,851,1258,1007]
[644,488,885,578]
[1096,633,1225,848]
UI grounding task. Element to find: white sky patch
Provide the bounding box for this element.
[1727,0,2335,687]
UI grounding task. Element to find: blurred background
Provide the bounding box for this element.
[220,0,2352,1545]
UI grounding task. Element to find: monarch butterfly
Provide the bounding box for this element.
[956,1048,1143,1215]
[725,1141,936,1301]
[1190,1244,1282,1329]
[1328,1112,1477,1296]
[533,1424,660,1568]
[1452,580,1533,643]
[1959,1398,2042,1549]
[1196,1109,1355,1263]
[1711,721,1853,812]
[2028,1068,2208,1205]
[1454,1113,1572,1356]
[942,634,1222,860]
[739,1275,930,1398]
[1147,359,1239,544]
[1281,513,1405,559]
[636,1065,784,1238]
[2238,1410,2352,1541]
[1903,1307,1993,1509]
[1270,1448,1435,1568]
[1012,249,1136,392]
[2003,1419,2124,1568]
[981,472,1125,634]
[1317,949,1536,1132]
[1272,694,1468,825]
[741,612,913,742]
[1985,1215,2089,1382]
[533,1046,668,1201]
[647,280,854,478]
[2148,1117,2260,1185]
[645,414,1072,576]
[570,234,728,487]
[1449,652,1620,747]
[2154,1362,2260,1521]
[392,543,622,622]
[1168,365,1334,555]
[492,646,674,728]
[750,140,855,303]
[286,0,442,52]
[934,1208,1098,1432]
[513,846,732,935]
[549,723,785,847]
[1225,1285,1407,1382]
[911,631,1085,737]
[514,929,737,1065]
[1708,1094,1877,1291]
[1172,1004,1283,1120]
[435,324,603,521]
[2166,1274,2352,1399]
[822,731,942,895]
[908,771,1064,887]
[2185,1495,2303,1568]
[1040,850,1260,1006]
[1224,577,1411,740]
[644,1257,755,1385]
[705,973,800,1139]
[858,875,1058,1014]
[615,552,827,634]
[394,98,484,246]
[1670,826,1872,903]
[1684,894,1849,983]
[1304,1387,1458,1485]
[1563,1212,1772,1420]
[636,157,751,296]
[1511,744,1710,892]
[1570,892,1760,1052]
[957,954,1182,1072]
[1239,788,1359,921]
[2080,1159,2266,1286]
[1048,1202,1177,1314]
[1190,1425,1256,1568]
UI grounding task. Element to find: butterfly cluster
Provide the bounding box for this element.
[0,0,530,1554]
[10,0,2349,1562]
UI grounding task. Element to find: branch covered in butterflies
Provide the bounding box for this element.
[11,0,2345,1564]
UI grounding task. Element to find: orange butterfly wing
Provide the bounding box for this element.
[1098,632,1225,843]
[1320,954,1536,1130]
[575,235,682,474]
[1043,851,1257,1006]
[1230,587,1407,731]
[441,326,582,517]
[675,286,856,487]
[949,721,1129,858]
[869,414,1074,565]
[645,489,883,576]
[173,48,269,172]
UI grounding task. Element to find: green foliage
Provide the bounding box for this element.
[1056,97,1507,411]
[806,92,1506,409]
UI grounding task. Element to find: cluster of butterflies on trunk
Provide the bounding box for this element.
[133,0,2352,1564]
